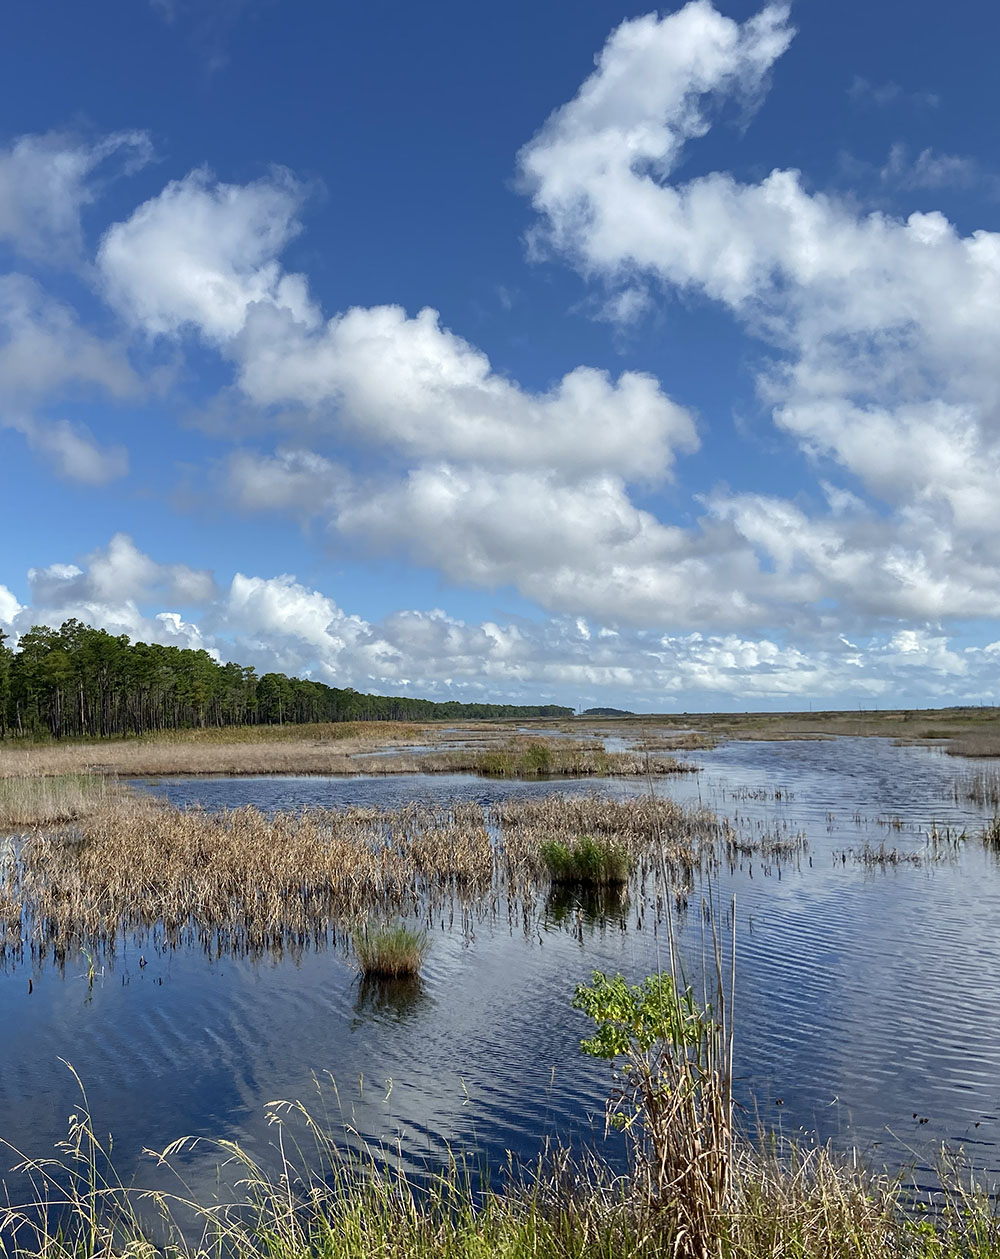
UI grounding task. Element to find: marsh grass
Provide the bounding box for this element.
[0,726,435,779]
[0,728,695,782]
[540,834,632,885]
[353,921,429,977]
[958,770,1000,810]
[0,775,120,828]
[0,792,719,963]
[4,1071,1000,1259]
[473,739,692,779]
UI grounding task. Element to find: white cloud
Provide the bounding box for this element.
[4,416,129,485]
[335,463,769,628]
[28,534,215,608]
[98,167,317,343]
[223,447,347,515]
[0,274,139,401]
[51,17,1000,643]
[516,0,1000,627]
[0,586,23,628]
[518,0,794,274]
[100,169,698,482]
[235,302,697,481]
[0,130,152,263]
[11,535,1000,708]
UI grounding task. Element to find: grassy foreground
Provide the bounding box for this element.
[2,1075,998,1259]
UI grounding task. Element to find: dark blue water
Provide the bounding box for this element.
[2,737,999,1204]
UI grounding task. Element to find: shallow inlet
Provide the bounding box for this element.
[2,735,1000,1207]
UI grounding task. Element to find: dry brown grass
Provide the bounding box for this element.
[0,728,697,782]
[0,791,720,964]
[0,774,122,827]
[0,723,438,778]
[531,706,1000,753]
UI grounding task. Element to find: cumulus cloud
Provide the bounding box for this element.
[0,585,23,628]
[0,274,139,401]
[234,302,697,481]
[98,167,317,342]
[223,447,347,515]
[516,0,1000,625]
[99,171,697,482]
[28,534,215,609]
[0,130,153,263]
[8,535,1000,709]
[335,464,769,627]
[0,273,138,487]
[55,10,1000,644]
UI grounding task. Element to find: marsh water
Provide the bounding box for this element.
[4,735,1000,1200]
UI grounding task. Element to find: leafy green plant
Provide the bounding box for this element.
[572,969,732,1256]
[540,835,632,884]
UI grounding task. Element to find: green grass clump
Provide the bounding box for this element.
[475,742,553,777]
[354,921,429,978]
[540,834,632,885]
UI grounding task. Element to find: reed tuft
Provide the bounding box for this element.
[353,921,429,978]
[541,834,632,884]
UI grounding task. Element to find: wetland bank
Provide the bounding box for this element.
[5,715,1000,1256]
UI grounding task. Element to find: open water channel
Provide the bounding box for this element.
[3,735,1000,1201]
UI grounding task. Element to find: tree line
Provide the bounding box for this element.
[0,620,572,740]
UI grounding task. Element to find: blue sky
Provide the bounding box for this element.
[2,0,1000,711]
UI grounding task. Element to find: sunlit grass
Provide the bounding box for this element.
[353,921,429,977]
[3,1078,999,1259]
[0,792,719,964]
[540,834,633,884]
[0,774,120,828]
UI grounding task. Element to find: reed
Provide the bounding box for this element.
[0,730,695,781]
[353,921,429,977]
[0,774,119,827]
[0,792,720,964]
[540,834,632,884]
[3,1073,998,1258]
[958,770,1000,809]
[473,738,693,779]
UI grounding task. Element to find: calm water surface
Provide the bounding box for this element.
[3,736,1000,1200]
